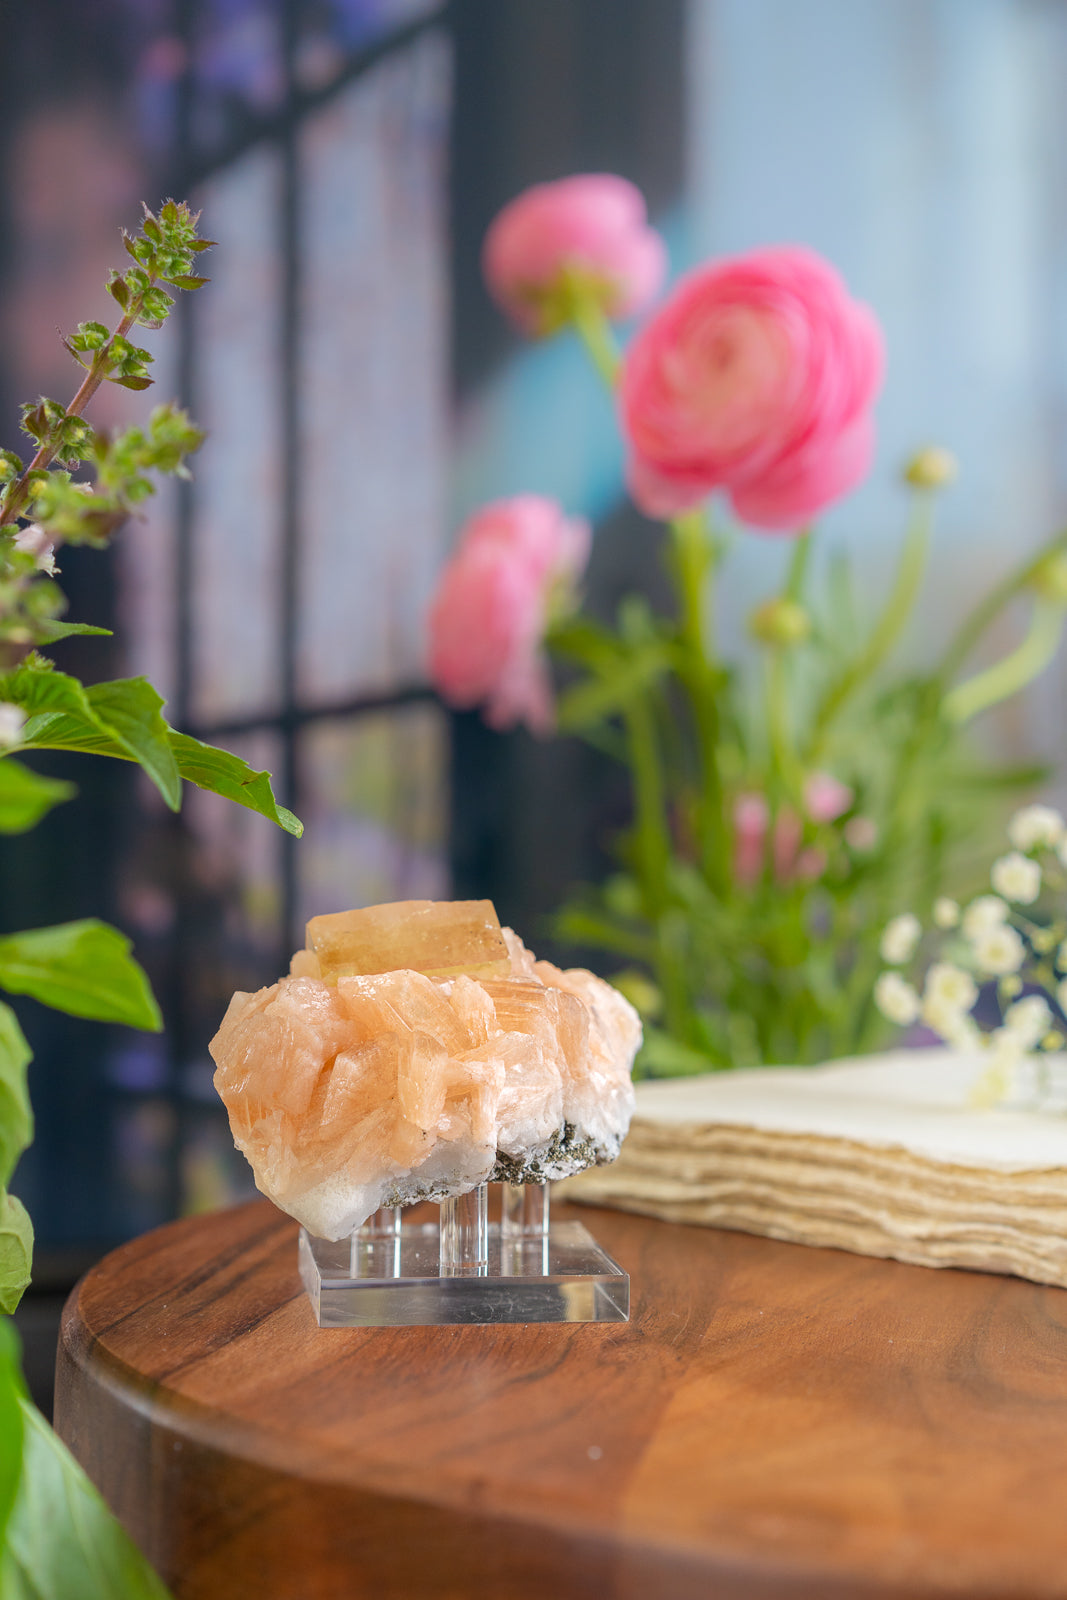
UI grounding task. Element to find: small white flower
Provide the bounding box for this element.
[0,703,25,748]
[13,522,56,576]
[923,961,979,1013]
[1003,995,1052,1048]
[1007,804,1064,852]
[990,852,1042,905]
[880,913,921,965]
[961,895,1009,940]
[971,923,1025,976]
[922,991,981,1050]
[844,816,878,853]
[933,897,960,929]
[874,971,920,1026]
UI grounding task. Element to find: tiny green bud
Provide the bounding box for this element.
[999,974,1023,1000]
[748,596,812,647]
[903,446,958,490]
[1042,1030,1064,1052]
[610,970,663,1020]
[1031,552,1067,604]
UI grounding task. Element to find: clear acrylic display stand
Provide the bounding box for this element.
[298,1181,629,1327]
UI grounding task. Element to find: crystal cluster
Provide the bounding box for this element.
[210,900,641,1239]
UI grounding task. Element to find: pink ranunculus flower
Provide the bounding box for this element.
[428,495,591,735]
[482,175,667,336]
[620,245,885,531]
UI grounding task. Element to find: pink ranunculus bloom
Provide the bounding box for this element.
[482,175,667,336]
[619,245,885,531]
[428,495,591,735]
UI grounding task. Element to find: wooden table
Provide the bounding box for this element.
[55,1197,1067,1599]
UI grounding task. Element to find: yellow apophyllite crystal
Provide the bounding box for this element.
[304,899,512,982]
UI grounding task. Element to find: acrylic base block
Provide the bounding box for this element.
[298,1183,629,1327]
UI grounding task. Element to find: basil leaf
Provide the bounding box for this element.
[0,922,161,1031]
[0,760,74,835]
[85,679,181,812]
[0,1004,31,1190]
[0,1319,25,1559]
[170,732,303,836]
[0,1195,32,1315]
[0,1400,171,1599]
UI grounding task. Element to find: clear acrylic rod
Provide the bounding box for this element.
[439,1184,489,1275]
[501,1181,550,1238]
[350,1206,401,1277]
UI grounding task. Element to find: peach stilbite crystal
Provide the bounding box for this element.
[210,905,641,1239]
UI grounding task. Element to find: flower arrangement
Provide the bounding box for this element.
[0,204,297,1594]
[430,174,1067,1076]
[874,803,1067,1109]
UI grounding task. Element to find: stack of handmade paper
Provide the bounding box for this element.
[560,1049,1067,1287]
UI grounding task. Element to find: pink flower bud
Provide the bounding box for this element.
[483,175,667,336]
[804,771,853,824]
[619,245,884,531]
[427,496,591,735]
[733,793,769,886]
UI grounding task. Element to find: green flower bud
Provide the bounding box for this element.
[903,446,958,490]
[748,596,811,647]
[610,970,662,1020]
[1031,552,1067,604]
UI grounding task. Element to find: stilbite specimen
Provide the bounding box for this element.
[210,906,641,1239]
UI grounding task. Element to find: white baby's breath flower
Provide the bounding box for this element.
[923,961,979,1014]
[971,923,1026,976]
[933,897,959,929]
[961,895,1009,940]
[0,703,25,748]
[880,913,921,965]
[874,971,920,1026]
[1003,994,1052,1048]
[990,852,1042,905]
[1007,804,1064,852]
[921,991,981,1050]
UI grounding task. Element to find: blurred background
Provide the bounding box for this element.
[4,0,1067,1401]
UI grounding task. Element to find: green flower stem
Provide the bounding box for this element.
[942,598,1066,724]
[0,300,150,530]
[764,530,812,801]
[936,525,1067,685]
[622,696,671,914]
[568,295,621,388]
[808,490,932,758]
[669,508,728,888]
[785,528,812,601]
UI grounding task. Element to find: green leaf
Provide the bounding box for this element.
[0,1319,25,1559]
[0,1399,172,1599]
[0,761,74,835]
[8,668,181,811]
[31,621,112,645]
[555,644,671,733]
[170,732,303,836]
[0,1002,32,1189]
[0,921,162,1031]
[0,1195,32,1315]
[111,375,154,392]
[86,679,181,811]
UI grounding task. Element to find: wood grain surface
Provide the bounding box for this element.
[54,1197,1067,1600]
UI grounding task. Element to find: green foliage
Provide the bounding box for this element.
[0,197,288,1595]
[0,1197,32,1316]
[0,1320,25,1555]
[0,1003,32,1191]
[0,761,74,834]
[0,1400,172,1599]
[0,921,161,1031]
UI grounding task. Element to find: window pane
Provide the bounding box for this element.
[296,703,448,932]
[191,147,284,723]
[297,31,450,703]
